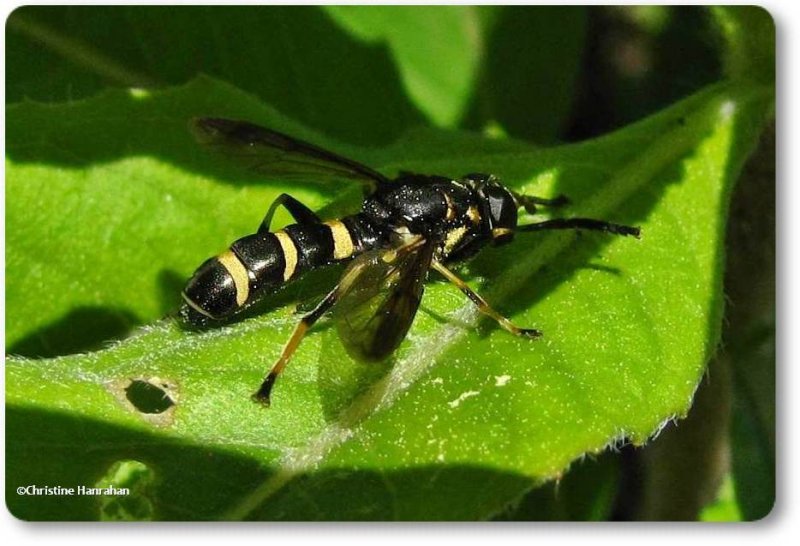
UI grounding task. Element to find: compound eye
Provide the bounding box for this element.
[488,192,506,222]
[484,186,518,229]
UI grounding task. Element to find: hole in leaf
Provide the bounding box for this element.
[108,376,178,427]
[95,459,156,521]
[125,379,175,414]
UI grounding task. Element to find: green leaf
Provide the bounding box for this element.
[323,5,482,128]
[636,355,733,520]
[5,75,772,520]
[494,452,620,521]
[5,5,431,145]
[5,5,495,144]
[711,6,775,85]
[466,6,588,143]
[700,475,742,522]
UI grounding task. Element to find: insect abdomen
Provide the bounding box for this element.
[181,233,286,324]
[181,215,379,325]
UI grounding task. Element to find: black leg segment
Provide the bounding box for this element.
[259,193,322,233]
[520,217,640,238]
[513,192,570,214]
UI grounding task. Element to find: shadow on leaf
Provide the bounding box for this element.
[7,306,141,359]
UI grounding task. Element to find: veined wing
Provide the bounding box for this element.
[333,238,434,363]
[190,117,390,190]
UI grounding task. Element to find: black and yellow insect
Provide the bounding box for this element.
[181,118,640,406]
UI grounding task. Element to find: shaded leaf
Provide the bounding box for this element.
[494,452,620,521]
[6,5,428,145]
[468,6,588,143]
[324,5,482,128]
[700,475,742,522]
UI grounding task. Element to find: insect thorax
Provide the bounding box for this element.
[362,174,508,261]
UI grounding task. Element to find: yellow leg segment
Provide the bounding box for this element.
[432,261,541,338]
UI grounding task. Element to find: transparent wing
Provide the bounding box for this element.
[190,117,390,190]
[333,240,434,363]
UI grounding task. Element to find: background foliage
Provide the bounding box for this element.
[5,6,774,521]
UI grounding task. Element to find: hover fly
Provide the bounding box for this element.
[181,118,640,406]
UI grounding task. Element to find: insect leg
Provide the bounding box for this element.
[252,285,339,407]
[258,193,321,233]
[519,218,640,237]
[512,192,569,214]
[252,237,428,406]
[432,261,542,338]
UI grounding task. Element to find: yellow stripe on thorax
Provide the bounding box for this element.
[442,191,456,221]
[443,226,468,255]
[466,205,481,225]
